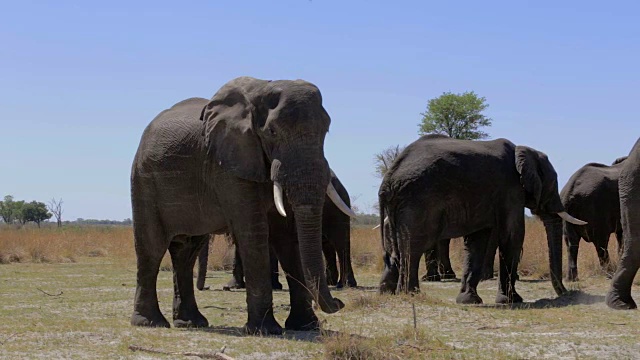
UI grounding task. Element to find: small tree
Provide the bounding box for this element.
[13,200,26,225]
[374,145,406,178]
[22,201,52,228]
[0,195,17,224]
[418,91,492,140]
[48,198,64,227]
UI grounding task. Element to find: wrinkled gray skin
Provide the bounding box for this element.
[130,77,344,335]
[379,135,575,304]
[561,157,628,281]
[197,175,357,290]
[607,138,640,310]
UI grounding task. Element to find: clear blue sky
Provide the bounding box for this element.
[1,1,638,220]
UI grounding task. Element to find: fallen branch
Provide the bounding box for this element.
[36,288,63,297]
[0,333,17,345]
[128,345,235,360]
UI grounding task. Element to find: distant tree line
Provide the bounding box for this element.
[0,195,52,228]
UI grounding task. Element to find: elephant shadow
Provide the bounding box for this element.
[191,326,366,343]
[476,290,605,309]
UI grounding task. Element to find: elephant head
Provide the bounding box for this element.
[200,77,353,313]
[515,146,586,296]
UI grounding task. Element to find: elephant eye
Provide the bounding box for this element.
[267,127,276,136]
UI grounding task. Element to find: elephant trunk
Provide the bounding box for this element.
[271,154,344,314]
[294,205,344,313]
[541,215,567,296]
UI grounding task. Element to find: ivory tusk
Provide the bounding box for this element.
[558,211,587,226]
[327,181,357,218]
[273,182,287,217]
[372,216,389,230]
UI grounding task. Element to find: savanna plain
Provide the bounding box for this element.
[1,222,638,359]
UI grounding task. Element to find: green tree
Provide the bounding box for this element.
[22,201,52,228]
[373,144,406,178]
[418,91,492,140]
[0,195,17,223]
[13,200,27,225]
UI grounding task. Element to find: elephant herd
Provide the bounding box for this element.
[129,76,640,335]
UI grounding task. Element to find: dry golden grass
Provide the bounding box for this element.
[0,219,619,279]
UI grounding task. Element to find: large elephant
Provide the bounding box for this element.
[606,138,640,310]
[378,135,586,304]
[196,174,357,290]
[560,157,628,281]
[130,77,355,335]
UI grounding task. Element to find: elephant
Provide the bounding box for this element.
[130,77,355,335]
[606,138,640,310]
[377,134,586,304]
[560,156,628,281]
[196,174,357,290]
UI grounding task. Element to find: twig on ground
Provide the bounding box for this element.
[36,288,63,297]
[0,333,17,345]
[128,345,235,359]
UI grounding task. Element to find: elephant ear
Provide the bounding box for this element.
[515,145,543,210]
[200,81,268,182]
[612,156,628,165]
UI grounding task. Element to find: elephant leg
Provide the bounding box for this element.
[396,231,427,293]
[322,238,339,286]
[269,229,320,331]
[495,231,524,304]
[168,235,209,328]
[196,238,210,291]
[607,158,640,310]
[131,222,171,328]
[456,229,491,304]
[329,228,358,287]
[331,225,357,288]
[379,251,399,294]
[421,246,441,282]
[564,224,580,282]
[481,236,498,281]
[269,247,283,290]
[438,238,457,280]
[224,244,246,290]
[231,215,281,335]
[595,240,612,276]
[616,230,624,257]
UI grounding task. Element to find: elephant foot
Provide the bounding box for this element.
[456,291,483,304]
[244,316,283,335]
[346,278,358,288]
[606,292,637,310]
[326,273,339,286]
[285,312,320,331]
[566,268,578,282]
[131,310,170,328]
[271,280,284,291]
[223,278,245,291]
[174,311,209,328]
[421,273,441,282]
[441,272,457,280]
[495,291,523,304]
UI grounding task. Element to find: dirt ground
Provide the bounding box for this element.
[0,258,638,359]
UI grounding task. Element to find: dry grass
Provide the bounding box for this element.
[0,219,621,280]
